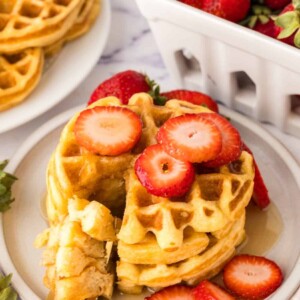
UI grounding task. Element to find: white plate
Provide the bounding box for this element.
[0,0,111,134]
[1,105,300,300]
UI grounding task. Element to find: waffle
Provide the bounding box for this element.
[44,0,100,57]
[35,197,115,299]
[46,94,214,225]
[0,0,85,53]
[43,93,255,296]
[118,150,254,251]
[117,212,246,294]
[0,48,44,111]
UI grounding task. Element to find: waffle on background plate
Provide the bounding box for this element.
[0,0,101,111]
[35,93,255,299]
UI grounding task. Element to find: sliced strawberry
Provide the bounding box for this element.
[242,143,271,209]
[145,284,195,300]
[88,70,150,105]
[161,90,219,113]
[74,106,142,156]
[223,254,283,300]
[157,114,222,163]
[200,113,242,167]
[193,280,235,300]
[134,144,195,198]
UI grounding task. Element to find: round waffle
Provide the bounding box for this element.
[117,212,246,294]
[43,93,255,296]
[46,94,214,224]
[44,0,100,57]
[0,47,44,111]
[0,0,84,53]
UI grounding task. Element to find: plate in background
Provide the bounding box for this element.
[0,0,111,134]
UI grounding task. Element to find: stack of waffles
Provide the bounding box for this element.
[36,93,255,299]
[0,0,100,111]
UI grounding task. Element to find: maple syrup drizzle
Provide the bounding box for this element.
[240,202,283,255]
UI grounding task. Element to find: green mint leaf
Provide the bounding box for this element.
[0,161,17,213]
[0,161,8,172]
[0,274,17,300]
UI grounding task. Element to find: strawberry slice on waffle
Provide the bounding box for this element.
[74,106,142,156]
[134,144,195,198]
[156,114,222,163]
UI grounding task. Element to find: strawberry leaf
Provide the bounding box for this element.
[0,274,18,300]
[293,0,300,10]
[0,160,17,213]
[145,77,167,106]
[294,28,300,47]
[276,11,300,39]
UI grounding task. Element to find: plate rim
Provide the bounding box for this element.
[0,0,111,134]
[1,104,300,300]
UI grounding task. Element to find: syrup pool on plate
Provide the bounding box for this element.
[240,202,283,255]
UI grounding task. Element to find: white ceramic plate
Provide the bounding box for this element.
[0,0,111,134]
[1,106,300,300]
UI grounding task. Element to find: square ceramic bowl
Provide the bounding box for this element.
[136,0,300,138]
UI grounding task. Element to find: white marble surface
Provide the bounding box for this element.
[0,0,300,298]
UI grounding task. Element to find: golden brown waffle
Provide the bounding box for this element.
[44,0,100,57]
[35,197,115,299]
[43,93,255,296]
[0,0,85,53]
[116,149,254,293]
[118,150,254,251]
[117,212,246,294]
[0,48,44,111]
[46,94,213,225]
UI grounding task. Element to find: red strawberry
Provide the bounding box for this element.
[134,144,195,198]
[193,280,235,300]
[242,143,270,209]
[223,254,283,299]
[157,114,222,163]
[74,106,142,156]
[253,19,276,38]
[202,0,251,23]
[179,0,203,9]
[274,3,300,47]
[161,90,219,113]
[200,113,242,168]
[265,0,290,10]
[145,285,195,300]
[88,70,151,105]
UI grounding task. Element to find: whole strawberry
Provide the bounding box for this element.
[88,70,151,105]
[274,1,300,47]
[161,89,219,112]
[264,0,291,10]
[244,5,276,38]
[253,19,276,37]
[202,0,251,22]
[179,0,203,9]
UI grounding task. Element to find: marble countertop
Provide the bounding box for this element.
[0,0,300,298]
